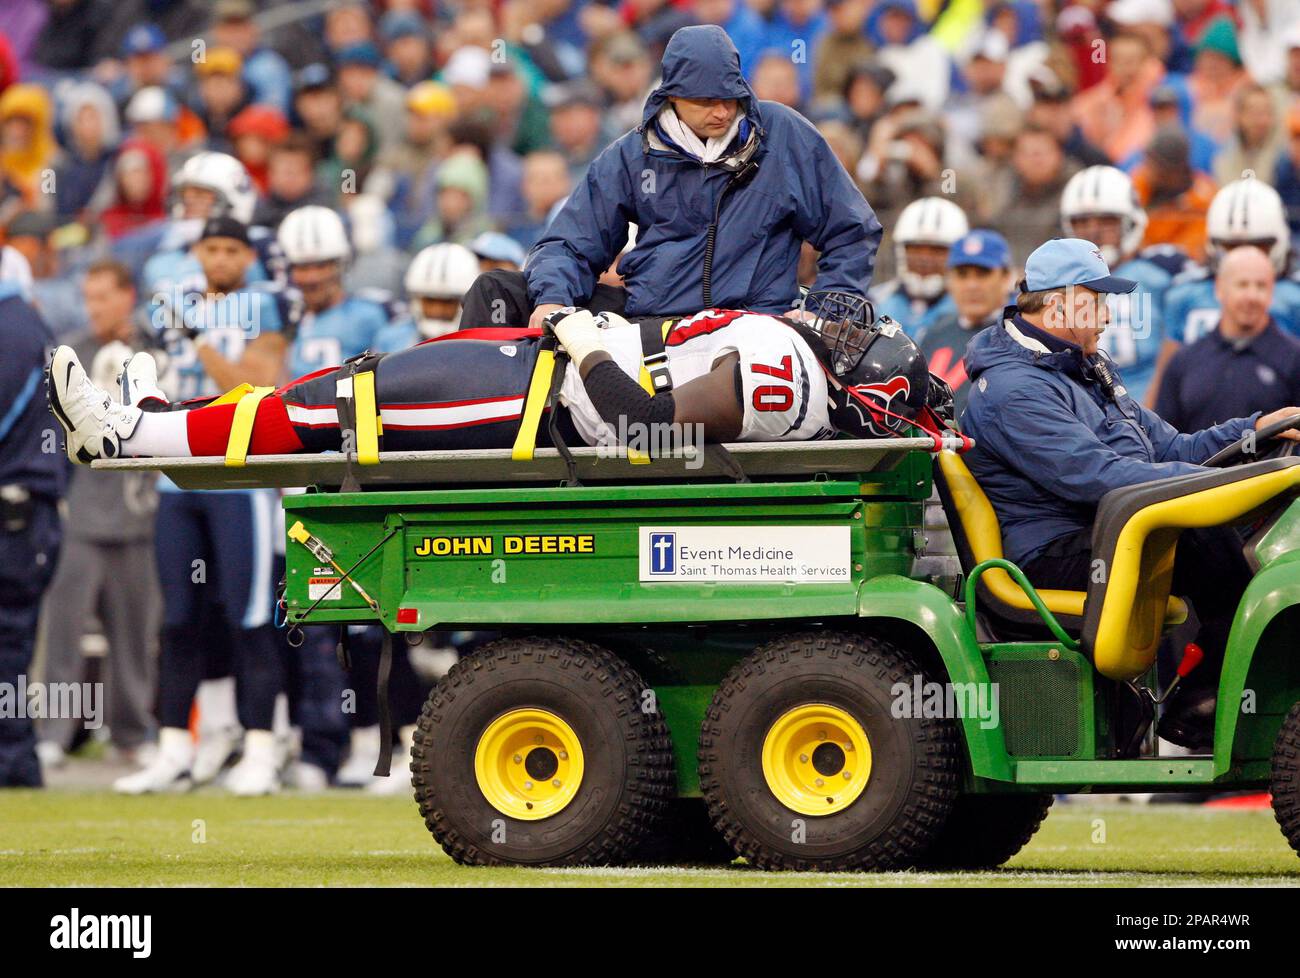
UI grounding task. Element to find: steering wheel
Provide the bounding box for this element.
[1202,413,1300,467]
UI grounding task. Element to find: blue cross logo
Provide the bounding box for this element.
[649,532,675,574]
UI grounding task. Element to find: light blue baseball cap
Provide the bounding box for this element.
[1021,237,1137,294]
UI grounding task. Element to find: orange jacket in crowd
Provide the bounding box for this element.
[1131,164,1217,262]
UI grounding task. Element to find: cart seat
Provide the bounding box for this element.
[933,450,1187,640]
[1083,456,1300,680]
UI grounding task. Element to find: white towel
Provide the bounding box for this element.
[655,103,743,163]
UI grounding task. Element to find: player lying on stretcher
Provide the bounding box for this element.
[46,292,958,464]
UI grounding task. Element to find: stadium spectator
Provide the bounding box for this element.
[946,31,1021,162]
[292,64,343,163]
[252,134,326,231]
[1071,30,1163,164]
[31,0,109,72]
[841,61,893,145]
[366,81,456,233]
[813,0,875,106]
[1185,16,1248,145]
[210,0,293,116]
[483,60,549,158]
[320,107,380,206]
[53,82,120,221]
[1025,67,1110,170]
[469,231,526,273]
[228,105,290,195]
[0,83,57,217]
[506,150,572,252]
[192,47,252,154]
[871,0,950,112]
[1132,124,1216,261]
[543,80,612,180]
[1145,82,1218,173]
[100,138,168,240]
[989,124,1081,262]
[379,11,434,89]
[692,0,768,75]
[1167,0,1235,75]
[36,259,159,771]
[590,32,656,136]
[411,149,492,249]
[915,229,1015,416]
[1274,104,1300,236]
[334,41,405,151]
[114,23,180,110]
[123,85,187,169]
[1156,246,1300,432]
[751,50,803,111]
[1213,81,1284,185]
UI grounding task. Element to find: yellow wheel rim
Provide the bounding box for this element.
[474,709,585,821]
[761,703,872,816]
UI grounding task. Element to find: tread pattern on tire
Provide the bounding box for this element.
[698,630,961,872]
[914,792,1054,870]
[410,635,675,867]
[1270,701,1300,857]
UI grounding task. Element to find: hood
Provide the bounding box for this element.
[436,151,488,213]
[111,137,168,213]
[962,313,1084,381]
[0,83,56,184]
[639,25,760,132]
[60,81,122,151]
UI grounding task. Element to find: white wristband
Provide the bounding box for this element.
[552,309,605,367]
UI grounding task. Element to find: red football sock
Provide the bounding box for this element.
[185,395,304,457]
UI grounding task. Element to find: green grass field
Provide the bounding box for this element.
[2,791,1298,886]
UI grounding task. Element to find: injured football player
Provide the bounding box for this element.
[47,294,954,464]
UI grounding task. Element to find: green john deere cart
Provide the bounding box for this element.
[98,434,1300,871]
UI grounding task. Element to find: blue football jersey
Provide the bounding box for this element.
[287,293,392,379]
[1097,247,1187,402]
[1163,263,1300,346]
[373,318,422,353]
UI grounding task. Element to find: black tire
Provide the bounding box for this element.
[915,792,1054,870]
[411,636,675,866]
[1270,701,1300,858]
[699,631,961,871]
[630,798,737,866]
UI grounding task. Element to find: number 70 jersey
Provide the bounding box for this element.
[558,309,834,446]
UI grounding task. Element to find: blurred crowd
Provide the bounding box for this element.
[7,0,1300,790]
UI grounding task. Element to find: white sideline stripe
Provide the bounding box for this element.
[285,398,525,428]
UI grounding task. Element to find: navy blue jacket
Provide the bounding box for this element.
[0,287,65,499]
[524,25,882,317]
[960,314,1256,566]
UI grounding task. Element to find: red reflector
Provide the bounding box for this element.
[396,608,419,624]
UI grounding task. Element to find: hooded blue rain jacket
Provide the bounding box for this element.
[960,315,1259,566]
[524,25,881,317]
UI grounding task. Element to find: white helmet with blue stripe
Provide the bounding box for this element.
[1206,177,1291,274]
[894,197,969,300]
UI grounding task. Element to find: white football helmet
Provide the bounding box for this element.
[171,152,257,224]
[1060,165,1149,267]
[894,197,969,300]
[1206,178,1292,274]
[404,243,480,338]
[277,206,352,266]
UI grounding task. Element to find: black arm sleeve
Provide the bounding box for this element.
[581,359,676,437]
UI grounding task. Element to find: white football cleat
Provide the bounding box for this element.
[47,346,141,463]
[335,725,381,787]
[365,725,416,796]
[284,761,330,792]
[224,730,282,796]
[113,728,194,795]
[191,723,243,785]
[119,351,168,409]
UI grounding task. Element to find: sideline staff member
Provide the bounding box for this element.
[961,238,1300,749]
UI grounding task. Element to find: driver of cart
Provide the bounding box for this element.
[47,293,954,476]
[960,237,1300,750]
[458,24,883,332]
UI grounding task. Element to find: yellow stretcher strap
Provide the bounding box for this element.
[512,347,557,461]
[353,369,380,465]
[629,320,674,465]
[211,383,254,407]
[223,386,276,467]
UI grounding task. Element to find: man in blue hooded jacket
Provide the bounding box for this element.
[961,238,1300,749]
[460,25,882,331]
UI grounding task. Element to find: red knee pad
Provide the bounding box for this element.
[186,395,304,457]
